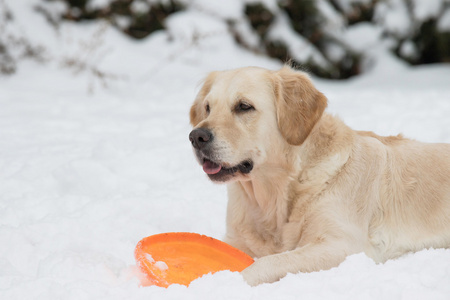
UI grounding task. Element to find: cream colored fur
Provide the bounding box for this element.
[189,66,450,286]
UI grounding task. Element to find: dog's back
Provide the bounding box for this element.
[357,133,450,262]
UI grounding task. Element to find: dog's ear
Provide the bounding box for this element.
[273,67,327,145]
[190,72,218,127]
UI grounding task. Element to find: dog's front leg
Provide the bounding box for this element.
[241,240,357,286]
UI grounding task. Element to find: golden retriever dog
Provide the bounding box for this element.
[188,66,450,286]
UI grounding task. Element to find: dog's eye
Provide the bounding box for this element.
[235,102,254,113]
[205,103,210,114]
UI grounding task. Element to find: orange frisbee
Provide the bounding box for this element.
[134,232,254,287]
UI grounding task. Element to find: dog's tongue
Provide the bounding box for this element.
[203,160,222,175]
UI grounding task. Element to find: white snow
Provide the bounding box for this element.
[438,7,450,32]
[130,1,150,14]
[87,0,113,11]
[154,261,169,271]
[399,39,418,60]
[145,254,155,263]
[143,252,169,271]
[190,0,244,19]
[342,22,382,52]
[316,0,345,32]
[1,1,450,300]
[165,10,228,43]
[267,11,329,68]
[375,0,412,38]
[411,0,443,22]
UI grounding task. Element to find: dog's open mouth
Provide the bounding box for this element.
[202,159,222,175]
[202,158,253,180]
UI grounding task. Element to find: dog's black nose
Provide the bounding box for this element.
[189,128,213,150]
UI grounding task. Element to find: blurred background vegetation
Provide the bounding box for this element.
[2,0,450,79]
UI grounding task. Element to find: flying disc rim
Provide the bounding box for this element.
[134,232,254,287]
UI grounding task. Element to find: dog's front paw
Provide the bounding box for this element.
[241,265,263,286]
[241,257,284,286]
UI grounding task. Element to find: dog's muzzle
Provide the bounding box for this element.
[189,128,254,181]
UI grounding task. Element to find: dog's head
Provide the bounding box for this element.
[189,66,327,183]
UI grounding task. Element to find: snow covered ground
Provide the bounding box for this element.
[1,1,450,299]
